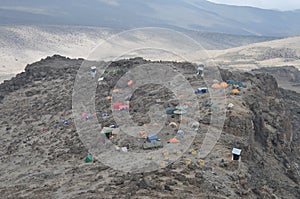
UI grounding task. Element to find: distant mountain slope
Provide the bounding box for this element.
[0,25,277,82]
[209,36,300,71]
[0,0,300,36]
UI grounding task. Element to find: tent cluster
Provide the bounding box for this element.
[209,80,245,95]
[226,80,245,95]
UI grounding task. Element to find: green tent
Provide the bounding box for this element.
[85,154,92,163]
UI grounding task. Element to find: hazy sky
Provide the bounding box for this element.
[206,0,300,11]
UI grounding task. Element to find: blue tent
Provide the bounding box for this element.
[195,87,208,94]
[227,80,235,84]
[147,134,159,143]
[166,107,175,114]
[235,81,244,87]
[62,120,68,125]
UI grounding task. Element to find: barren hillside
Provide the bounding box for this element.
[0,25,277,83]
[209,36,300,71]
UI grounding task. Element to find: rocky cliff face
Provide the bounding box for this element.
[0,55,299,198]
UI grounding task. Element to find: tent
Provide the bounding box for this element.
[235,81,244,87]
[231,89,239,95]
[113,102,123,110]
[174,110,187,115]
[195,87,208,94]
[184,101,192,105]
[112,89,120,93]
[166,107,175,114]
[191,121,200,129]
[91,66,96,72]
[168,138,180,143]
[205,101,213,107]
[147,134,159,143]
[220,82,228,88]
[211,83,221,89]
[197,67,204,74]
[175,105,189,110]
[85,154,92,163]
[62,120,68,125]
[119,104,129,110]
[228,103,234,108]
[169,122,178,128]
[226,80,235,85]
[128,80,134,87]
[139,131,147,139]
[80,113,88,119]
[101,127,120,139]
[102,113,109,117]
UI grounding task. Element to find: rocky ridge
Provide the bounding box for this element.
[0,55,299,198]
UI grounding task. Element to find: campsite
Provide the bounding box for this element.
[0,55,299,198]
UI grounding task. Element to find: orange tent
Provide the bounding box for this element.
[231,89,239,94]
[211,83,221,89]
[220,82,228,88]
[168,138,180,143]
[128,80,134,87]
